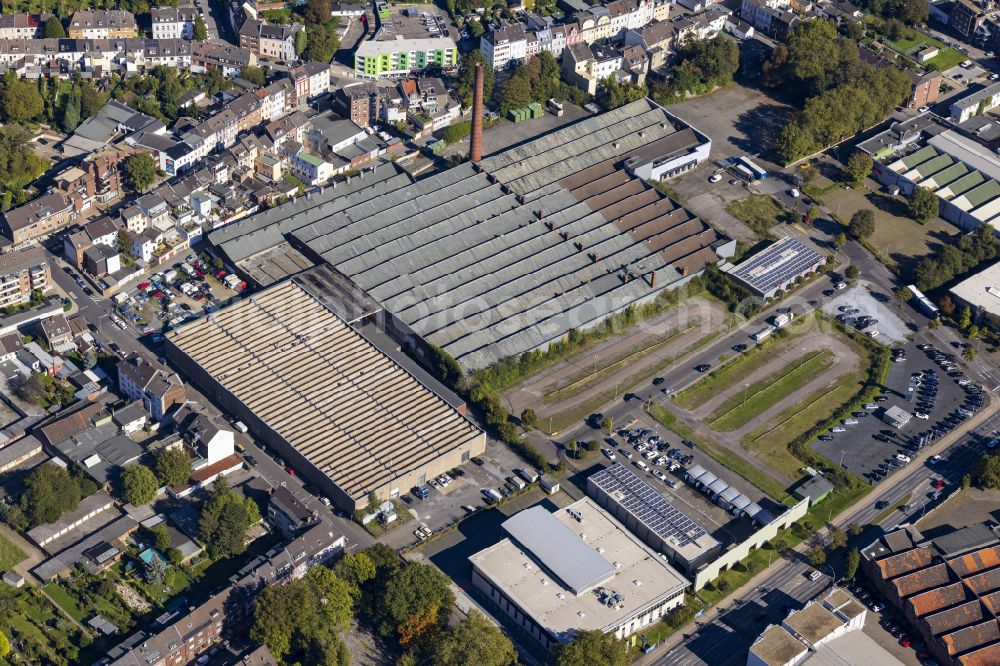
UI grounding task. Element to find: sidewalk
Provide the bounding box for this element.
[635,399,1000,665]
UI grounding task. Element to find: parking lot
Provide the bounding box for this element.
[821,284,910,344]
[114,255,243,340]
[813,341,987,482]
[382,437,539,549]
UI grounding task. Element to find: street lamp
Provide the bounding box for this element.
[822,564,839,590]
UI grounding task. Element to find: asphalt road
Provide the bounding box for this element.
[649,407,1000,666]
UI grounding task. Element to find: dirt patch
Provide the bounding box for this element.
[115,583,151,613]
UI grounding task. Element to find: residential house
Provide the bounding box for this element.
[191,40,255,77]
[339,82,380,128]
[151,3,199,40]
[289,61,330,106]
[562,42,623,95]
[117,354,186,421]
[40,313,73,349]
[67,10,138,39]
[0,13,52,40]
[268,485,317,538]
[82,244,121,279]
[290,151,334,186]
[951,0,986,38]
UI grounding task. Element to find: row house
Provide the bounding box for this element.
[239,18,303,62]
[151,3,200,40]
[191,40,255,77]
[256,78,293,122]
[740,0,799,41]
[67,10,137,39]
[0,37,191,78]
[289,61,331,106]
[0,13,51,40]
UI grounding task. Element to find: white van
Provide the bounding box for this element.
[808,570,822,581]
[895,453,911,463]
[233,420,248,433]
[634,460,649,472]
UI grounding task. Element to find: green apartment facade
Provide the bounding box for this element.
[354,37,457,78]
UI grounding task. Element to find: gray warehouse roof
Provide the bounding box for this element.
[209,99,729,370]
[501,505,617,595]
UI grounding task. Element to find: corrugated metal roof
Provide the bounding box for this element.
[501,505,616,595]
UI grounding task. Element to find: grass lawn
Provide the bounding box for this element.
[674,315,813,411]
[43,583,87,622]
[647,404,791,501]
[726,195,786,236]
[708,350,835,432]
[883,30,965,71]
[0,532,25,573]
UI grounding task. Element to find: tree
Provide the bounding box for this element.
[377,562,455,641]
[21,464,82,526]
[144,553,167,584]
[155,447,192,488]
[428,344,462,384]
[845,547,860,580]
[498,75,533,116]
[168,547,184,565]
[44,17,66,38]
[455,51,495,108]
[845,151,873,186]
[82,348,97,369]
[964,346,978,362]
[0,71,44,124]
[242,65,266,87]
[828,524,847,549]
[600,76,648,110]
[898,286,913,304]
[939,294,956,315]
[199,478,255,559]
[431,610,516,666]
[807,545,827,566]
[555,629,627,666]
[963,473,972,490]
[908,185,938,223]
[834,232,847,252]
[521,408,538,428]
[193,15,207,41]
[334,551,376,590]
[845,264,860,280]
[0,630,9,658]
[150,523,171,552]
[848,209,875,239]
[601,416,612,433]
[960,306,972,330]
[296,27,310,57]
[304,0,332,24]
[973,454,1000,489]
[469,18,484,38]
[848,522,862,537]
[124,152,157,193]
[80,81,107,119]
[121,464,158,505]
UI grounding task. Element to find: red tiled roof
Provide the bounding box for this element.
[893,563,950,598]
[964,568,1000,597]
[947,621,1000,659]
[910,582,968,617]
[878,546,935,580]
[924,600,985,637]
[949,545,1000,578]
[958,642,1000,666]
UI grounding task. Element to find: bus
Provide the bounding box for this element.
[735,156,768,181]
[906,284,940,319]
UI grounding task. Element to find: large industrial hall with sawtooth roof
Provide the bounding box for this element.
[164,272,485,511]
[208,98,732,370]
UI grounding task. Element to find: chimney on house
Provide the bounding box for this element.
[470,62,485,162]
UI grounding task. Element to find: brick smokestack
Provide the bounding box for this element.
[470,62,484,162]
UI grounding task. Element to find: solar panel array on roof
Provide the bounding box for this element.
[589,464,709,547]
[728,237,824,295]
[501,505,616,595]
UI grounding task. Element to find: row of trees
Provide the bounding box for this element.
[912,223,1000,291]
[120,446,194,505]
[0,127,49,212]
[652,35,740,104]
[114,66,228,123]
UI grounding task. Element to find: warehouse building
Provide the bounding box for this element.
[588,463,721,575]
[209,99,730,371]
[860,115,1000,232]
[469,499,688,652]
[165,269,485,512]
[861,525,1000,666]
[724,237,826,300]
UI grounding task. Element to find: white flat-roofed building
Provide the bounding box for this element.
[470,498,687,651]
[950,260,1000,328]
[725,236,826,300]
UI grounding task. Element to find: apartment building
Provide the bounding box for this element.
[151,3,200,40]
[239,19,303,61]
[67,10,137,39]
[355,9,457,78]
[289,61,330,105]
[191,40,255,77]
[0,13,51,39]
[3,191,77,244]
[339,82,380,127]
[117,353,186,421]
[0,247,52,308]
